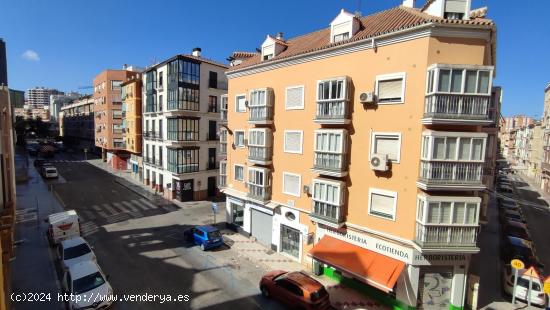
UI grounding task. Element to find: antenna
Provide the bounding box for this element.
[355,0,362,16]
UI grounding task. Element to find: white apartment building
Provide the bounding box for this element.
[26,87,62,108]
[142,49,227,201]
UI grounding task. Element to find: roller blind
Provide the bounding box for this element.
[285,131,302,153]
[286,87,304,109]
[374,135,399,161]
[283,174,300,196]
[332,21,350,35]
[378,78,403,102]
[370,192,395,218]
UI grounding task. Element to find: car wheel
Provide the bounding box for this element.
[200,244,205,251]
[260,286,270,298]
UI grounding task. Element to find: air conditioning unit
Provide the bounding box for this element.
[303,185,310,194]
[370,153,389,171]
[359,91,375,104]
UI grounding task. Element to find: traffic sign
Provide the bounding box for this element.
[211,203,218,214]
[523,266,540,279]
[511,259,524,270]
[544,276,550,294]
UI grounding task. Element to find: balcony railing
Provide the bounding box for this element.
[155,159,162,167]
[209,80,228,90]
[419,161,484,184]
[144,131,162,140]
[207,132,218,141]
[314,152,347,173]
[207,162,219,170]
[247,184,271,202]
[315,100,349,123]
[310,202,344,226]
[248,146,272,163]
[167,163,199,174]
[415,223,479,248]
[249,106,273,123]
[167,131,199,142]
[221,110,228,122]
[423,94,491,123]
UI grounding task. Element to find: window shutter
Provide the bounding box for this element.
[374,135,399,161]
[370,193,395,218]
[440,202,452,224]
[286,87,304,109]
[283,174,300,196]
[285,132,302,153]
[332,21,350,35]
[427,203,440,223]
[465,203,477,224]
[237,96,246,111]
[453,202,465,224]
[378,79,403,101]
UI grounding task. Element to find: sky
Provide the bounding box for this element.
[0,0,549,117]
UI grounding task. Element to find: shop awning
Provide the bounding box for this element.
[309,236,405,292]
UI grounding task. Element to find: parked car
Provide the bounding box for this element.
[27,145,39,156]
[501,236,537,267]
[41,166,58,178]
[47,210,81,245]
[62,261,113,310]
[500,210,525,224]
[498,199,519,211]
[33,159,45,167]
[259,270,331,310]
[498,185,514,194]
[502,265,547,307]
[184,225,223,251]
[58,237,96,270]
[502,221,530,241]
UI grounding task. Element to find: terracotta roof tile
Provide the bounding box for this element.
[228,6,494,72]
[231,51,258,59]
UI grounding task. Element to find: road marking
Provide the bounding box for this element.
[80,222,99,236]
[101,203,118,215]
[97,211,109,218]
[131,200,151,211]
[106,213,130,224]
[138,198,157,209]
[82,210,96,221]
[120,201,139,212]
[91,205,101,211]
[112,202,130,213]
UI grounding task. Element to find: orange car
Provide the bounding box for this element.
[259,270,331,310]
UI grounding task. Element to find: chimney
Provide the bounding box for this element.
[402,0,415,8]
[192,47,201,57]
[275,32,284,40]
[122,64,128,70]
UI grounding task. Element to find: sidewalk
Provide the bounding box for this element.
[516,172,550,206]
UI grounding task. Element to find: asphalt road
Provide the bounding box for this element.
[28,151,285,310]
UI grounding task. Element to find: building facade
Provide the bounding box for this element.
[59,95,96,152]
[25,87,62,108]
[8,89,24,109]
[499,115,535,163]
[222,1,496,309]
[50,92,80,122]
[93,68,139,170]
[121,73,143,179]
[542,84,550,193]
[142,49,227,201]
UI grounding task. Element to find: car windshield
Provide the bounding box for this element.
[310,287,328,301]
[207,231,221,239]
[64,244,91,260]
[73,272,105,295]
[516,277,541,290]
[46,168,56,173]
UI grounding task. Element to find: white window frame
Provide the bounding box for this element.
[416,195,481,226]
[285,85,305,110]
[370,132,402,163]
[233,164,245,182]
[235,94,246,113]
[312,178,344,206]
[284,130,303,154]
[425,64,494,96]
[368,188,398,221]
[421,131,487,162]
[316,77,348,102]
[282,172,301,198]
[375,72,406,105]
[248,128,270,147]
[234,130,245,148]
[248,167,269,188]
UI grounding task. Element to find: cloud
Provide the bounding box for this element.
[22,50,40,62]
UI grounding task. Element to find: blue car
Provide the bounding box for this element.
[184,225,224,251]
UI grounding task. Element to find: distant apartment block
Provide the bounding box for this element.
[541,83,550,193]
[50,92,80,122]
[59,95,96,152]
[142,48,227,201]
[121,73,143,179]
[222,0,497,309]
[25,87,63,108]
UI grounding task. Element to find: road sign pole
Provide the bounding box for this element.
[512,268,518,304]
[528,276,532,307]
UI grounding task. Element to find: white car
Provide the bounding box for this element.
[42,166,58,178]
[62,261,113,310]
[58,237,96,270]
[502,265,547,307]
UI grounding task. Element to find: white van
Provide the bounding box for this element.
[47,210,81,245]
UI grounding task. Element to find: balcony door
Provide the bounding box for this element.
[209,121,217,140]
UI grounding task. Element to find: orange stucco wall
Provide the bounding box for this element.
[226,34,493,242]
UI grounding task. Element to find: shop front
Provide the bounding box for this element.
[310,225,471,310]
[271,206,309,262]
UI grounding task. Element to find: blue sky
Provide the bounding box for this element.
[0,0,548,117]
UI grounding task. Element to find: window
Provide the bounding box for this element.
[234,165,244,182]
[283,172,301,197]
[249,89,267,107]
[333,32,350,42]
[418,197,479,225]
[371,133,401,163]
[422,134,486,161]
[317,78,346,101]
[312,179,343,222]
[376,73,406,104]
[331,21,351,43]
[209,71,218,88]
[111,80,122,91]
[231,203,244,226]
[167,148,199,174]
[167,117,199,141]
[146,71,156,92]
[235,94,246,112]
[427,67,492,95]
[284,131,303,154]
[208,96,218,113]
[285,86,304,110]
[234,130,245,147]
[158,72,163,88]
[368,188,397,220]
[262,44,274,61]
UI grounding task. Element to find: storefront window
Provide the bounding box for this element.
[280,225,300,258]
[231,203,243,227]
[419,269,453,308]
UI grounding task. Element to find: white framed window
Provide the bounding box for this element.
[282,172,301,197]
[262,44,274,61]
[375,72,406,104]
[248,128,270,147]
[234,164,245,182]
[417,195,480,225]
[421,132,487,161]
[234,130,245,148]
[312,178,344,222]
[368,188,397,221]
[331,20,352,43]
[314,129,347,154]
[285,86,305,110]
[317,77,348,101]
[370,132,401,163]
[284,130,303,154]
[426,65,493,95]
[235,94,246,112]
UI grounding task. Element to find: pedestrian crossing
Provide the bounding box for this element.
[45,159,85,163]
[78,198,166,223]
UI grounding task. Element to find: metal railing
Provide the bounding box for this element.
[419,161,484,184]
[167,131,199,142]
[248,146,272,162]
[315,100,349,121]
[424,94,490,120]
[247,184,271,201]
[415,223,478,248]
[314,152,346,172]
[310,201,344,225]
[144,131,162,140]
[249,106,273,122]
[167,163,199,174]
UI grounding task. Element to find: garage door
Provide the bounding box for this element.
[250,209,273,248]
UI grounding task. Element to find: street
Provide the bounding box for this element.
[13,150,287,310]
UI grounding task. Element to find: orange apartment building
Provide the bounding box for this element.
[121,73,143,179]
[221,1,497,309]
[93,67,140,169]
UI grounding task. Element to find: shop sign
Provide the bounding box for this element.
[413,253,470,266]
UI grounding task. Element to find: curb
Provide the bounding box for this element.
[114,177,156,202]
